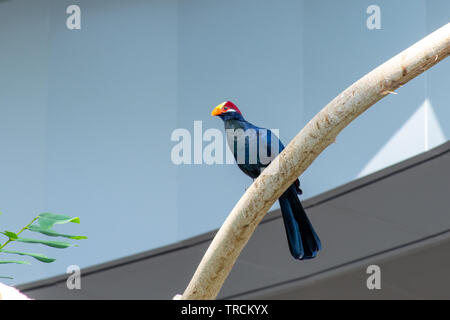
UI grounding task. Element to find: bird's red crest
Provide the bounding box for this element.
[222,101,242,115]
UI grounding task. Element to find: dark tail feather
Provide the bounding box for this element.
[278,185,321,260]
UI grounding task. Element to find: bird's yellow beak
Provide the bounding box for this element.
[211,102,225,116]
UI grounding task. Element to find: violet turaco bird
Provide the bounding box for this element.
[212,101,321,260]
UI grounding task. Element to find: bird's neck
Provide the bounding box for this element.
[224,118,249,131]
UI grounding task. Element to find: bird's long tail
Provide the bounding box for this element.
[278,185,321,260]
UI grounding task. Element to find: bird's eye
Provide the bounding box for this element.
[223,107,228,111]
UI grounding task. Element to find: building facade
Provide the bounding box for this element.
[0,0,449,288]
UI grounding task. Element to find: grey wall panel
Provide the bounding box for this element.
[20,142,450,299]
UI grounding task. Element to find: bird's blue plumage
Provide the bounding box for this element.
[215,106,321,260]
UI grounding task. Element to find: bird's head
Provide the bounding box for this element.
[211,101,244,121]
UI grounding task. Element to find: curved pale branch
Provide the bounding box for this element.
[181,23,450,300]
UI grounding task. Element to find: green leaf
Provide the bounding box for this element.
[1,231,18,240]
[0,260,30,265]
[16,237,75,249]
[27,225,87,240]
[0,249,55,263]
[37,213,80,229]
